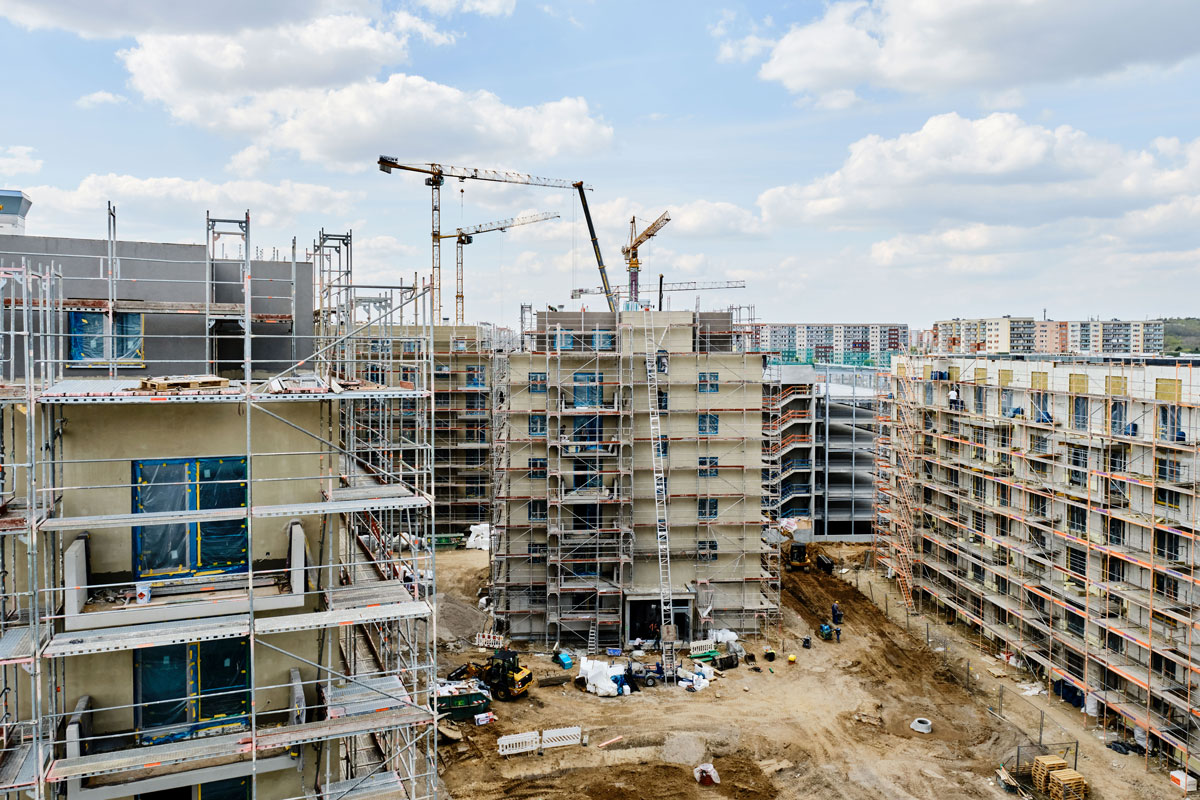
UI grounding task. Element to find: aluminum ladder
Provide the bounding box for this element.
[643,311,676,682]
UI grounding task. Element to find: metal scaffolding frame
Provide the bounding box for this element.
[879,354,1200,784]
[491,311,779,651]
[0,215,437,800]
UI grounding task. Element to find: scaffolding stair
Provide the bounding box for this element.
[643,311,676,682]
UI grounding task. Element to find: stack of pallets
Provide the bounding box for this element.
[1047,769,1087,800]
[1032,755,1068,793]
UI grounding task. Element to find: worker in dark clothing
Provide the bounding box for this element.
[835,627,842,643]
[831,601,843,625]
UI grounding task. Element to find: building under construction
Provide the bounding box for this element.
[772,364,880,541]
[396,324,509,547]
[877,354,1200,774]
[0,202,437,800]
[490,310,779,650]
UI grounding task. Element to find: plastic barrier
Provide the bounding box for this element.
[497,731,541,756]
[474,632,505,649]
[541,726,582,749]
[689,639,716,654]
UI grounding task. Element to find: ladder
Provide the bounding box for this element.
[587,622,599,656]
[643,311,676,681]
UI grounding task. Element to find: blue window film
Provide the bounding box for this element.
[529,458,547,479]
[573,372,603,407]
[133,457,247,579]
[69,311,143,362]
[529,372,547,393]
[698,498,718,519]
[699,457,718,477]
[529,414,547,436]
[699,414,719,435]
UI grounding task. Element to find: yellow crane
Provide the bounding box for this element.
[439,212,558,323]
[620,211,671,307]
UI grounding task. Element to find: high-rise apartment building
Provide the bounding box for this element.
[491,310,778,650]
[935,317,1164,355]
[878,354,1200,777]
[759,323,908,361]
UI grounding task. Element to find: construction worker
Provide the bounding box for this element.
[947,387,960,410]
[834,627,842,643]
[831,601,843,625]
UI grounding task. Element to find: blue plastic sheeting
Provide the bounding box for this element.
[68,312,142,362]
[133,457,248,579]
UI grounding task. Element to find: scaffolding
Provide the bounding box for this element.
[0,214,436,800]
[879,354,1200,782]
[491,310,779,650]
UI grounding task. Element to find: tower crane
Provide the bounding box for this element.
[439,212,559,323]
[378,157,579,322]
[572,279,746,301]
[620,211,670,305]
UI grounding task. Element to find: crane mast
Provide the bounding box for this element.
[378,157,578,321]
[621,211,670,305]
[437,212,558,323]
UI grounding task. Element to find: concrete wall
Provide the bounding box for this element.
[0,233,314,377]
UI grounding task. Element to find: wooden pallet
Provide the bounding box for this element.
[139,375,230,391]
[1048,768,1087,800]
[1032,755,1068,793]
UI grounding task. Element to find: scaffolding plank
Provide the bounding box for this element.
[40,507,246,532]
[41,496,430,532]
[46,601,427,657]
[326,582,415,610]
[45,615,250,657]
[322,770,408,800]
[0,744,38,789]
[0,627,33,664]
[254,601,431,636]
[49,703,433,784]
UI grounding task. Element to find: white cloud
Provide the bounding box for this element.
[115,13,610,170]
[756,112,1190,228]
[227,145,272,177]
[414,0,516,16]
[729,1,1200,103]
[23,173,355,230]
[75,90,127,108]
[0,0,342,37]
[0,146,43,175]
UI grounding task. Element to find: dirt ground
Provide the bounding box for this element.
[433,548,1163,800]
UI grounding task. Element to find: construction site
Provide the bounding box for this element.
[0,158,1181,800]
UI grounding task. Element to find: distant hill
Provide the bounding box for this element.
[1164,318,1200,353]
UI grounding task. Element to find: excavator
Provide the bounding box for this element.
[447,650,532,701]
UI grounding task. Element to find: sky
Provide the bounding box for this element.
[2,0,1200,330]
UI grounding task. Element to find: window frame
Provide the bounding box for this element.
[698,413,719,436]
[698,498,718,519]
[68,310,145,367]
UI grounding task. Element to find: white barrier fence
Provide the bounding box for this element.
[475,632,505,649]
[497,731,541,756]
[689,639,716,654]
[541,726,582,750]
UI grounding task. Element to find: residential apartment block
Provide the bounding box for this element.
[877,354,1200,775]
[0,210,437,800]
[935,317,1164,355]
[491,310,778,650]
[759,323,909,362]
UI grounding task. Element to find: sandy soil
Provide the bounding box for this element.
[435,547,1034,800]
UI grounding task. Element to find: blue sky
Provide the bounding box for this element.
[3,1,1200,328]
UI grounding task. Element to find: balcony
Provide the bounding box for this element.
[63,524,307,631]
